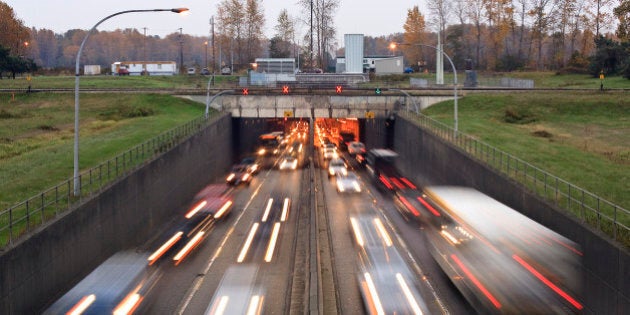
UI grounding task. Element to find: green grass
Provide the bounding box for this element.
[367,71,630,89]
[0,93,208,210]
[420,92,629,235]
[1,74,240,89]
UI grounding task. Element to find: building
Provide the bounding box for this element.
[344,34,364,73]
[335,56,404,74]
[83,65,101,75]
[111,61,177,76]
[249,58,297,86]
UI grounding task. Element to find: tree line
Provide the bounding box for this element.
[1,0,630,78]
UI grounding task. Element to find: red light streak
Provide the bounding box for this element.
[389,177,405,189]
[400,177,417,189]
[379,175,394,190]
[417,197,441,217]
[399,196,420,217]
[450,254,502,309]
[512,254,583,310]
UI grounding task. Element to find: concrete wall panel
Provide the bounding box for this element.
[0,114,233,314]
[390,114,629,314]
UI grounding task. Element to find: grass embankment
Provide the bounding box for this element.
[1,74,239,89]
[422,91,629,215]
[367,71,630,89]
[0,93,207,210]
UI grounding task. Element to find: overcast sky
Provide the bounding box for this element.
[6,0,430,46]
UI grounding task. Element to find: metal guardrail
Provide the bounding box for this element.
[0,114,220,249]
[400,111,630,246]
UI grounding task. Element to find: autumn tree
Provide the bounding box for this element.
[271,9,296,58]
[402,6,428,71]
[614,0,630,41]
[244,0,265,64]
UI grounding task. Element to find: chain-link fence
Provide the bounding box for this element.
[400,111,629,247]
[0,114,220,248]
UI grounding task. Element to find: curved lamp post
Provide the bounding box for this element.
[73,8,189,196]
[390,42,458,138]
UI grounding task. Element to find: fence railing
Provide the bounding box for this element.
[0,114,221,249]
[400,111,630,247]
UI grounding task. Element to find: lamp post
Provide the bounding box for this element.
[390,42,458,137]
[204,41,209,70]
[73,8,189,196]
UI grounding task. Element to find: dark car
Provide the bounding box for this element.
[201,68,210,75]
[226,165,252,186]
[240,156,261,175]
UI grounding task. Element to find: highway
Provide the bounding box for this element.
[118,133,475,314]
[47,124,479,314]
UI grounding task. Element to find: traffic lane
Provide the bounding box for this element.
[177,167,304,314]
[137,176,266,314]
[367,185,476,315]
[320,168,374,315]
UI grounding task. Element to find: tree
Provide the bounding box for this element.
[244,0,265,64]
[402,6,428,71]
[614,0,630,41]
[298,0,338,70]
[274,9,296,58]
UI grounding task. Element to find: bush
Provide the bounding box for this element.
[504,106,537,124]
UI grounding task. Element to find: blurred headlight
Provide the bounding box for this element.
[226,174,235,181]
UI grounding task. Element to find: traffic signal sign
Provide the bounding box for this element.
[282,85,289,94]
[242,88,249,95]
[375,88,381,95]
[335,85,343,94]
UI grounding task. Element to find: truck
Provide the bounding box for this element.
[111,61,177,76]
[365,149,415,192]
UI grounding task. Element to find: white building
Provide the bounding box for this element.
[111,61,177,76]
[344,34,364,73]
[335,56,403,74]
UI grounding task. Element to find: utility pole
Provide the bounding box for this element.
[178,27,183,74]
[142,27,148,74]
[211,16,215,74]
[310,0,313,69]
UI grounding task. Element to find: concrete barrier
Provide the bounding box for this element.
[392,114,630,314]
[0,114,234,314]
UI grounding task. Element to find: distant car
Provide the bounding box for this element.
[336,172,361,193]
[117,68,130,76]
[186,184,234,220]
[226,165,252,185]
[221,66,232,75]
[187,67,196,75]
[201,68,210,75]
[404,67,414,73]
[240,157,260,175]
[279,155,298,171]
[348,141,366,156]
[328,158,348,177]
[322,147,337,160]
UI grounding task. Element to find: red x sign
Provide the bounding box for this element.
[335,85,343,94]
[242,88,249,95]
[282,85,289,94]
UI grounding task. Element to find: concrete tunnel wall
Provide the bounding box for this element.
[0,114,235,314]
[392,114,629,314]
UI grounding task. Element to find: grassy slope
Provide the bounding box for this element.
[0,93,207,209]
[422,91,629,210]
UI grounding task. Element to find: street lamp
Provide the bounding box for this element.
[73,8,189,196]
[390,42,458,137]
[204,41,209,70]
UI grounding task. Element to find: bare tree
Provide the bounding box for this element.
[298,0,338,70]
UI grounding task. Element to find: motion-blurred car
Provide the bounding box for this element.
[278,155,298,170]
[240,156,261,175]
[322,147,337,160]
[336,172,361,193]
[226,165,252,185]
[348,141,366,155]
[186,184,234,220]
[328,158,347,177]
